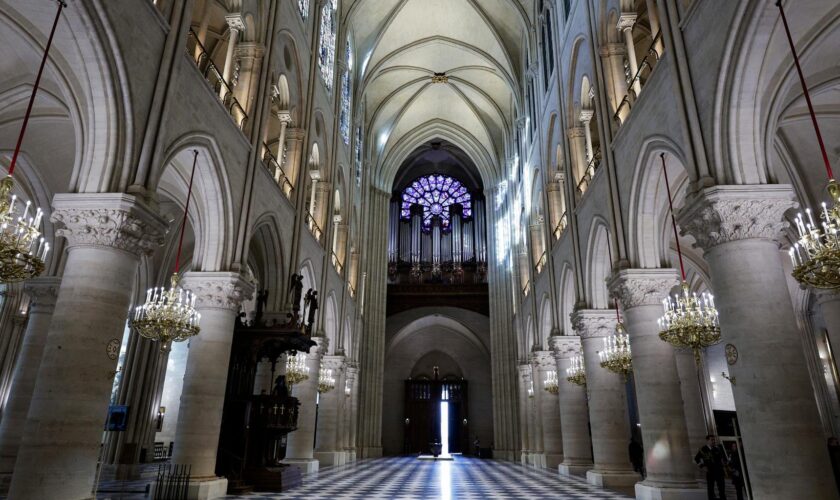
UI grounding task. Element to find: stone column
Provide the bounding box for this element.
[617,13,641,97]
[533,350,563,468]
[679,185,838,499]
[0,277,60,492]
[674,350,708,481]
[818,291,840,361]
[566,128,587,193]
[343,363,358,461]
[170,272,253,499]
[572,309,637,489]
[644,0,664,54]
[8,194,166,500]
[547,176,565,238]
[315,355,346,466]
[600,43,629,121]
[579,110,595,164]
[517,364,531,464]
[550,335,593,476]
[609,269,704,499]
[282,338,325,473]
[285,128,305,188]
[220,14,244,99]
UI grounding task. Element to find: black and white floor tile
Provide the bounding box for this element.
[223,456,633,499]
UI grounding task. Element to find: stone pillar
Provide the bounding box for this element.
[571,309,637,489]
[220,14,244,99]
[609,269,704,499]
[600,43,629,121]
[546,176,565,238]
[818,291,840,361]
[579,110,594,163]
[343,363,358,461]
[333,221,349,272]
[233,43,265,120]
[674,350,708,481]
[679,185,838,499]
[315,355,346,466]
[529,222,544,270]
[617,13,641,97]
[566,128,587,193]
[517,364,531,464]
[282,338,325,473]
[285,128,305,188]
[550,335,593,477]
[644,0,664,54]
[170,272,253,499]
[0,277,60,492]
[8,194,166,500]
[532,350,563,468]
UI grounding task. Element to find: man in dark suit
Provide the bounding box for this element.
[695,434,727,500]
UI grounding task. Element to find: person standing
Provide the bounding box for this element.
[473,436,480,457]
[727,442,744,500]
[695,435,727,500]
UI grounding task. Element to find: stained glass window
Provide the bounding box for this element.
[354,125,362,187]
[340,41,352,145]
[318,0,338,92]
[401,174,472,229]
[298,0,309,19]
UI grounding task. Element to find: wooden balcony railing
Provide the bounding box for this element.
[613,31,663,126]
[261,143,294,199]
[187,29,248,130]
[553,211,568,240]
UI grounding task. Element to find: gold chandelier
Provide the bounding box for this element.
[317,366,336,393]
[599,323,632,377]
[0,1,66,284]
[132,151,202,351]
[565,354,586,386]
[543,369,559,395]
[776,3,840,290]
[285,351,310,386]
[657,154,721,360]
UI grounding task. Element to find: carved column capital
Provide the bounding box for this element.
[225,14,246,33]
[234,42,265,60]
[570,309,617,339]
[566,127,586,139]
[579,109,595,124]
[608,268,679,310]
[517,363,533,383]
[530,350,556,370]
[181,272,255,311]
[50,194,167,256]
[321,354,346,373]
[599,43,627,57]
[276,110,292,124]
[24,277,62,313]
[548,335,582,358]
[677,184,797,251]
[617,13,637,32]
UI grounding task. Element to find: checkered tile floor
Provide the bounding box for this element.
[223,456,632,499]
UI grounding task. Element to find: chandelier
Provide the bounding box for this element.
[527,378,534,398]
[318,367,336,393]
[599,322,633,378]
[657,154,721,360]
[776,2,840,290]
[543,369,559,395]
[566,354,586,386]
[0,1,66,284]
[345,378,351,396]
[285,351,310,386]
[132,151,202,352]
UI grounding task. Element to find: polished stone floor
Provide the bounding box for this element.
[222,456,633,499]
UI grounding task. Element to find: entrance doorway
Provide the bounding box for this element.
[404,379,468,455]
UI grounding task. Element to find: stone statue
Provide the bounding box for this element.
[289,274,304,313]
[255,289,268,321]
[306,290,319,330]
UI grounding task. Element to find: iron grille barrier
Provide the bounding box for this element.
[154,463,191,500]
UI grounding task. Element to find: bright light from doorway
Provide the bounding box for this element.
[440,401,450,457]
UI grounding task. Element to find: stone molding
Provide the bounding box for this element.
[181,272,255,311]
[616,13,637,31]
[50,194,167,256]
[530,350,556,370]
[599,43,627,57]
[517,364,532,383]
[570,309,617,339]
[285,127,305,140]
[677,184,797,251]
[566,127,586,139]
[24,277,62,312]
[607,268,679,310]
[548,335,582,358]
[276,110,292,123]
[579,109,594,123]
[234,42,265,59]
[321,355,346,373]
[225,14,246,32]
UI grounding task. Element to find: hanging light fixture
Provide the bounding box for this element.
[0,1,66,283]
[317,366,336,393]
[131,151,202,352]
[775,1,840,290]
[657,154,721,361]
[527,378,534,398]
[565,354,586,386]
[285,351,310,386]
[543,369,559,395]
[599,298,633,377]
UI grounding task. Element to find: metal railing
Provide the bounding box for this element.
[187,29,248,130]
[553,211,568,240]
[576,148,602,197]
[305,211,322,242]
[535,252,547,274]
[261,142,294,198]
[522,280,530,296]
[613,31,663,125]
[331,251,344,276]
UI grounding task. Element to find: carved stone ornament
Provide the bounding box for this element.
[677,185,797,251]
[181,272,255,311]
[50,194,167,256]
[517,364,533,383]
[24,277,61,312]
[530,350,556,369]
[548,335,582,358]
[608,269,679,310]
[322,355,346,373]
[570,309,617,339]
[106,338,121,360]
[725,343,738,366]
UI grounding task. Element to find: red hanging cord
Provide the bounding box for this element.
[661,154,687,281]
[776,0,834,180]
[174,150,199,274]
[8,1,66,177]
